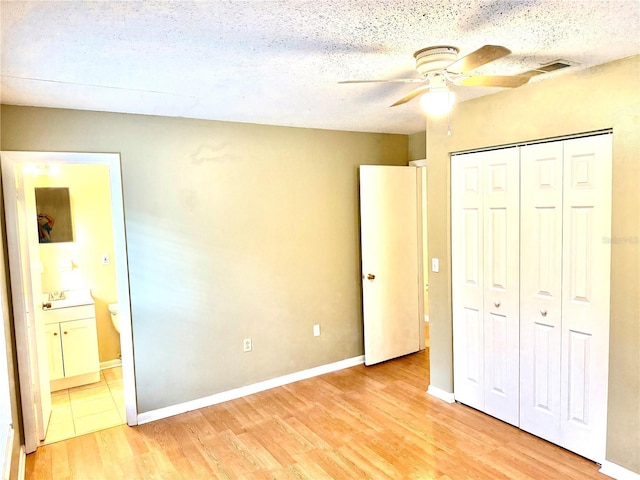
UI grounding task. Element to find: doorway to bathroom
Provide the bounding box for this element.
[0,151,136,454]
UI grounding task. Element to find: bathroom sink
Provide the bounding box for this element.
[42,289,94,310]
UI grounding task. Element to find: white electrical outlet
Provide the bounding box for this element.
[101,254,110,265]
[313,324,320,337]
[243,338,252,352]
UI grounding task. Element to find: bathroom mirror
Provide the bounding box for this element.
[35,187,74,243]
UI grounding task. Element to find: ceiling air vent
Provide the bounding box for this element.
[520,60,575,77]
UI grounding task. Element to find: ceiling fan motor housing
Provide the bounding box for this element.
[414,46,459,76]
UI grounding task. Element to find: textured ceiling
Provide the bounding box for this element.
[1,0,639,134]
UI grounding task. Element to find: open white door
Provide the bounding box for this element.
[20,170,52,441]
[1,162,51,452]
[360,165,420,366]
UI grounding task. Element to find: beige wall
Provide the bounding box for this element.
[0,106,408,413]
[408,130,426,160]
[427,55,640,473]
[34,165,119,362]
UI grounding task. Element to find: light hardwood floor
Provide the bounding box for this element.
[26,347,606,479]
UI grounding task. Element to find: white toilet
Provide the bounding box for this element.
[108,303,120,334]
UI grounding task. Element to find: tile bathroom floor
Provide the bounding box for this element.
[43,366,125,445]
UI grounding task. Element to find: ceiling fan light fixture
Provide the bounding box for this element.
[420,87,455,116]
[341,44,526,113]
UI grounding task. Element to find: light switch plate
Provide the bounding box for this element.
[432,258,439,273]
[313,324,320,337]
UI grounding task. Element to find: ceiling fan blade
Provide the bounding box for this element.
[390,85,431,107]
[339,78,425,84]
[446,45,511,74]
[457,75,530,88]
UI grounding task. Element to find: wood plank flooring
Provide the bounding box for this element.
[26,348,607,479]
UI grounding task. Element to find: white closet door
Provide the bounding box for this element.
[482,147,520,426]
[560,134,612,462]
[452,153,485,410]
[520,141,564,442]
[453,147,520,421]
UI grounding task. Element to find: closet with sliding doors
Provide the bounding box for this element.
[451,133,612,463]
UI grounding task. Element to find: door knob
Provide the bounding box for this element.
[494,300,501,308]
[367,273,376,280]
[541,309,548,317]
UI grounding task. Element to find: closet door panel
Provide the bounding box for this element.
[560,134,612,463]
[520,142,563,442]
[463,307,483,384]
[452,153,485,410]
[482,148,520,426]
[485,312,508,392]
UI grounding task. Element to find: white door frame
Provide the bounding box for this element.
[0,151,137,453]
[409,159,428,346]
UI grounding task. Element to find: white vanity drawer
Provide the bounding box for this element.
[43,304,95,324]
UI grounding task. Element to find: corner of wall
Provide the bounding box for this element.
[408,130,427,161]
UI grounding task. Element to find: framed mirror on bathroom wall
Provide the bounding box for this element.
[35,187,74,243]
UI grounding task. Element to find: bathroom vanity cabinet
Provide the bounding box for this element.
[43,303,100,391]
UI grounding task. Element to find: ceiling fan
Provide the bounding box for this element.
[340,45,531,115]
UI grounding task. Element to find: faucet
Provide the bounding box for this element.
[48,290,67,301]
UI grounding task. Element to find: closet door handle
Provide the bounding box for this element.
[494,300,501,308]
[540,309,548,317]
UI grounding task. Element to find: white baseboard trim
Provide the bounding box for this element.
[426,384,455,403]
[137,355,365,425]
[100,359,122,370]
[600,460,640,480]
